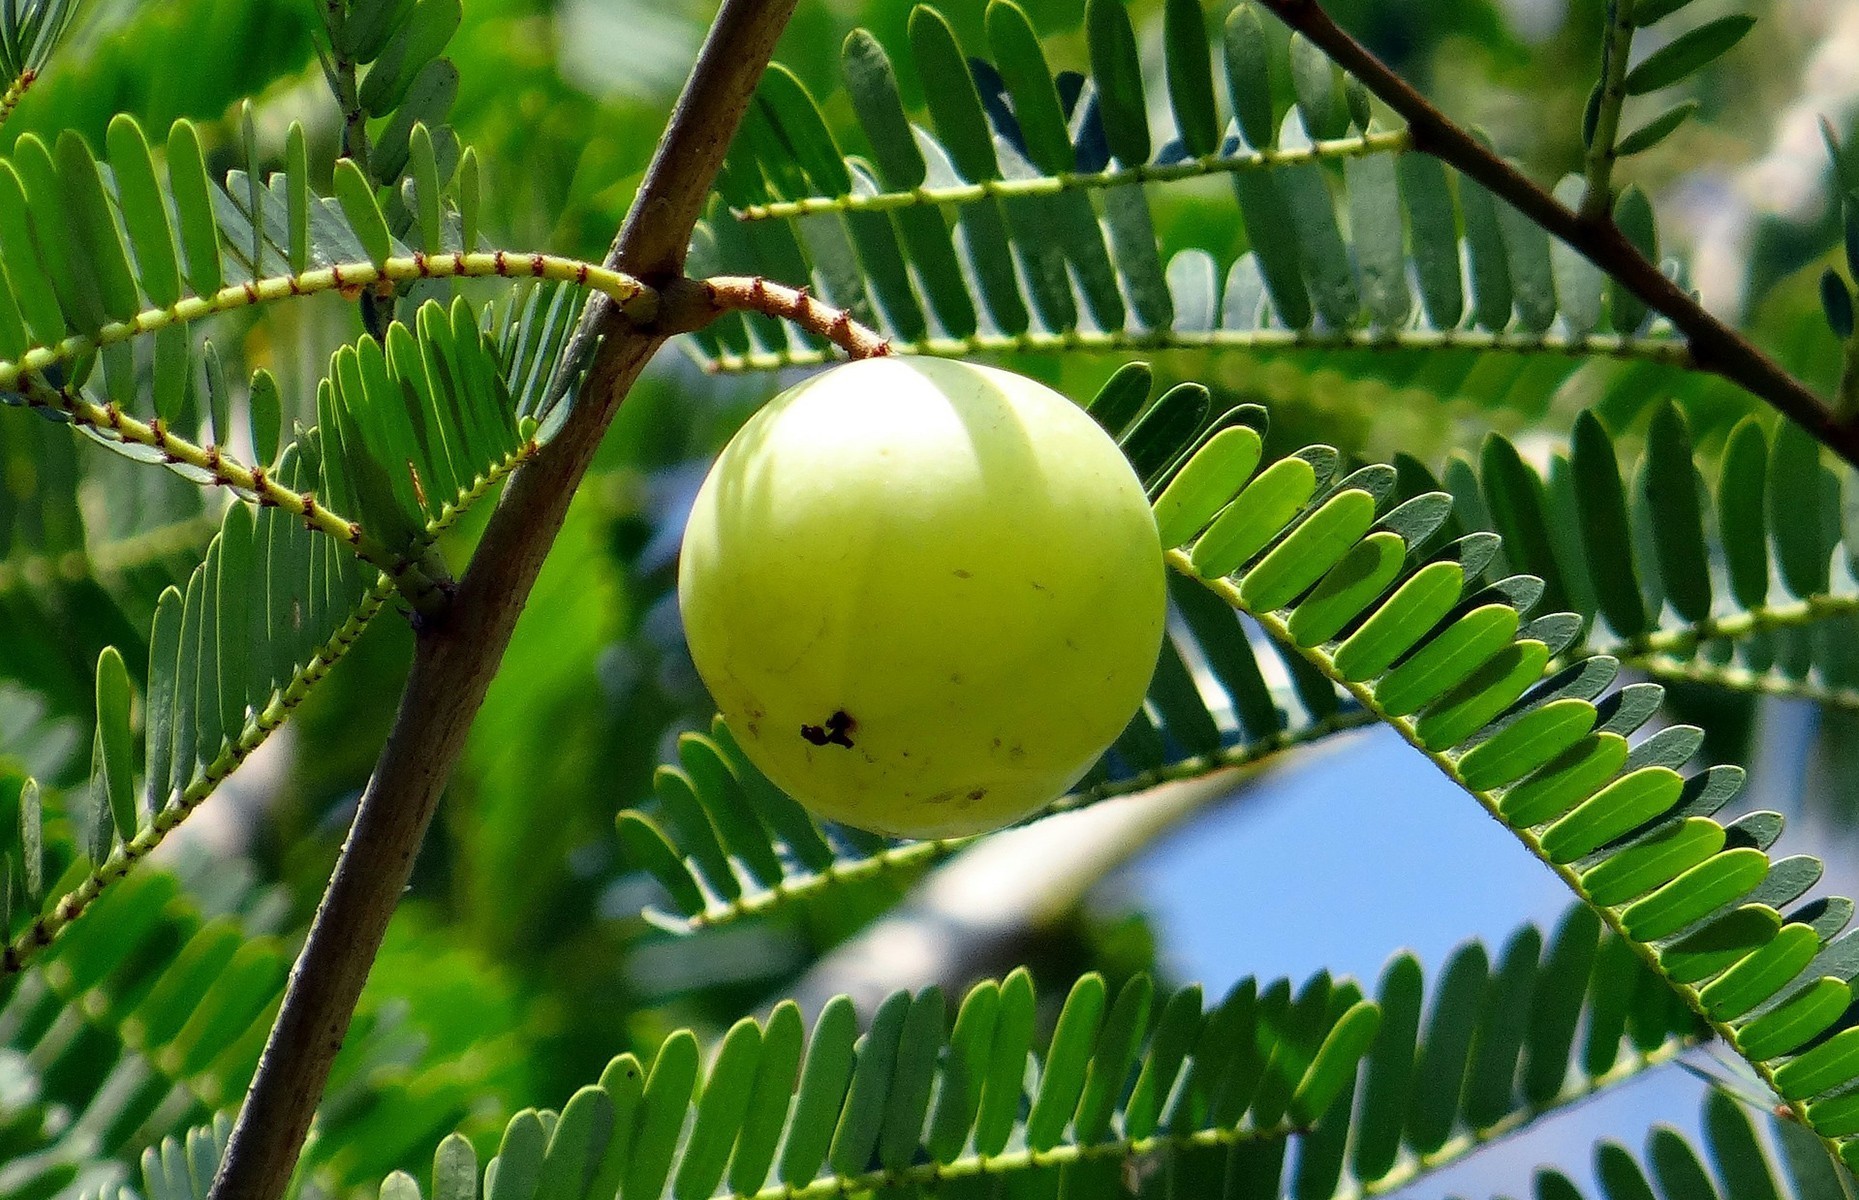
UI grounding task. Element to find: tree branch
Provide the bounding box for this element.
[1254,0,1859,468]
[206,2,800,1197]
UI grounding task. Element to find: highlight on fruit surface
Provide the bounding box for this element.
[677,356,1167,840]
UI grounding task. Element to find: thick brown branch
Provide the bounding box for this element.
[206,3,801,1198]
[1254,0,1859,467]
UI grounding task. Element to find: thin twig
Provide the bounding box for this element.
[702,275,892,360]
[1580,0,1638,220]
[206,2,801,1197]
[1253,0,1859,467]
[0,67,35,129]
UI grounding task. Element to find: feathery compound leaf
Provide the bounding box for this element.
[1153,412,1859,1165]
[699,15,1688,386]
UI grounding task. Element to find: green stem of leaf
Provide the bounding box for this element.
[735,129,1413,221]
[1580,0,1638,221]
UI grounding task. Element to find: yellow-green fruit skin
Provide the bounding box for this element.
[678,357,1166,840]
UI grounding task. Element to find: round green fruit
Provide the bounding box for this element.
[678,356,1166,840]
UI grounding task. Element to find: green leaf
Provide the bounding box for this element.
[1620,848,1769,940]
[1700,923,1821,1022]
[1572,412,1647,638]
[1164,0,1219,157]
[614,812,704,916]
[1073,974,1152,1143]
[1769,420,1834,599]
[487,1110,546,1200]
[1234,171,1313,329]
[1123,381,1209,484]
[1026,975,1106,1150]
[1395,152,1463,329]
[92,644,136,843]
[1633,0,1699,25]
[1374,603,1519,718]
[359,0,460,118]
[1710,417,1769,616]
[1289,33,1344,140]
[18,776,41,901]
[167,119,223,298]
[1283,162,1359,329]
[432,1134,478,1200]
[1457,699,1596,791]
[672,1019,761,1200]
[779,998,858,1186]
[1736,977,1850,1060]
[727,1003,803,1195]
[1222,4,1275,150]
[624,1031,700,1200]
[1460,176,1513,331]
[15,133,107,334]
[879,988,946,1169]
[538,1087,615,1200]
[1540,767,1684,863]
[1086,0,1149,166]
[0,160,65,347]
[373,57,459,184]
[1408,942,1487,1153]
[1643,403,1713,622]
[106,114,182,308]
[984,1,1073,176]
[1481,435,1569,613]
[1611,185,1658,333]
[1288,530,1407,647]
[1240,488,1379,613]
[1190,454,1320,578]
[334,158,394,268]
[926,980,997,1161]
[1124,983,1202,1139]
[1348,154,1411,329]
[1623,16,1755,96]
[1498,732,1630,827]
[1660,904,1780,985]
[1289,1000,1380,1125]
[1332,560,1465,683]
[1155,425,1264,550]
[1617,100,1698,156]
[249,369,282,467]
[975,967,1037,1154]
[409,122,444,253]
[842,31,924,190]
[1414,639,1550,751]
[1582,817,1724,907]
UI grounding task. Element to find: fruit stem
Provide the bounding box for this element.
[700,274,892,360]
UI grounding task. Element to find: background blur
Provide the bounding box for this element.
[5,0,1859,1194]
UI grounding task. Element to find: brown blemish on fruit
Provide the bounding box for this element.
[800,709,855,748]
[967,788,987,801]
[953,568,972,579]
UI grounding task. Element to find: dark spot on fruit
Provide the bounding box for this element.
[953,568,972,579]
[967,788,987,801]
[801,709,856,748]
[1031,580,1047,591]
